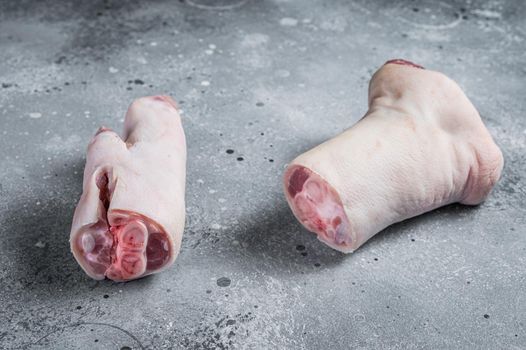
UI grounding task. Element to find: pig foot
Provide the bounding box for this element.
[284,165,354,253]
[75,173,171,281]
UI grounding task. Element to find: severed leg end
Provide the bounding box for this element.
[74,172,171,281]
[76,218,171,281]
[285,166,354,253]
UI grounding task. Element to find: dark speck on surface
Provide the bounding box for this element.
[206,289,212,294]
[314,263,321,267]
[412,8,419,12]
[103,294,109,299]
[226,149,234,154]
[226,319,236,326]
[256,102,264,107]
[463,15,468,20]
[269,159,274,162]
[55,56,67,64]
[296,245,306,251]
[484,314,490,319]
[236,157,244,161]
[121,347,132,350]
[301,252,308,257]
[76,306,82,310]
[134,79,144,85]
[217,277,231,287]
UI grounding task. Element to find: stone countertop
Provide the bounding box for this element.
[0,0,525,349]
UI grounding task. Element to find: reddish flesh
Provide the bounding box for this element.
[286,166,353,250]
[78,214,170,280]
[79,225,112,275]
[146,232,170,270]
[288,167,310,197]
[385,59,424,69]
[87,165,172,280]
[97,173,110,211]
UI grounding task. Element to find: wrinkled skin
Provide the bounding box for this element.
[283,60,504,253]
[70,96,186,281]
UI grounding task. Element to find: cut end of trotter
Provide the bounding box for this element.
[75,216,172,281]
[284,165,354,253]
[73,172,172,281]
[385,59,424,69]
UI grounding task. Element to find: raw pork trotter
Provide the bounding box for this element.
[283,60,503,253]
[70,96,186,281]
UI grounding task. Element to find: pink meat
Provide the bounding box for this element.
[283,60,504,253]
[70,96,186,281]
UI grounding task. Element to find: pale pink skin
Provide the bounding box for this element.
[70,96,186,281]
[283,60,504,253]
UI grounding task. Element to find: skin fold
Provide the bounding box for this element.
[283,59,504,253]
[70,96,186,281]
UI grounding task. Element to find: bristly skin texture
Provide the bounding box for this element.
[70,96,186,281]
[283,60,504,253]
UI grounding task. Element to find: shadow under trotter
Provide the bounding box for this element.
[233,193,483,274]
[232,197,348,272]
[4,155,158,296]
[2,157,100,294]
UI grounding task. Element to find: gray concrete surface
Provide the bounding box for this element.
[1,0,525,349]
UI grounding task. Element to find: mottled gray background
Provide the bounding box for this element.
[0,0,525,349]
